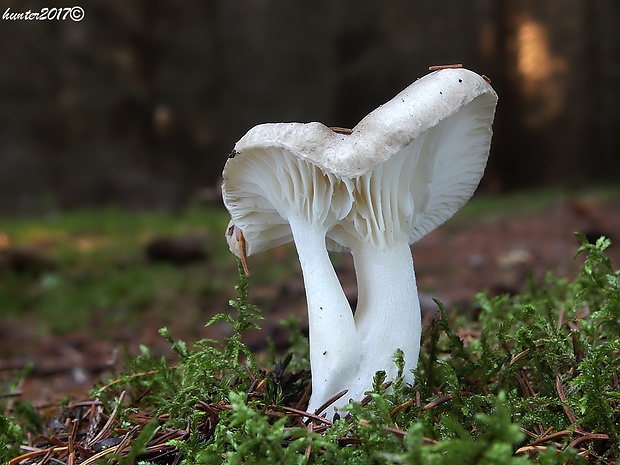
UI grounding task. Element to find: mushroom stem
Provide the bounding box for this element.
[287,215,360,414]
[352,240,420,395]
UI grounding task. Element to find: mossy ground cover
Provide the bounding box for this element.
[1,232,619,464]
[1,193,620,464]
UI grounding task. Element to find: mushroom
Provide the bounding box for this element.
[222,68,498,414]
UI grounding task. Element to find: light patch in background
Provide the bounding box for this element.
[516,18,567,128]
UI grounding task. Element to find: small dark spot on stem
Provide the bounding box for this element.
[227,149,239,159]
[458,79,463,83]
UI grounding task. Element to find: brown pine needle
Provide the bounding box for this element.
[329,126,353,135]
[236,227,251,277]
[360,381,392,407]
[10,447,66,465]
[422,394,453,411]
[516,445,555,455]
[528,429,572,446]
[88,390,126,446]
[555,376,578,425]
[295,382,312,411]
[390,399,416,416]
[313,389,349,416]
[279,405,334,426]
[428,63,463,71]
[510,348,530,366]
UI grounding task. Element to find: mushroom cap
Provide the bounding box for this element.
[222,68,498,255]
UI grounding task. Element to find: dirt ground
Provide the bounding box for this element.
[2,196,620,408]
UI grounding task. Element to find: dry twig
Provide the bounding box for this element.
[428,64,463,71]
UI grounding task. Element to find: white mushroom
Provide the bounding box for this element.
[222,68,498,415]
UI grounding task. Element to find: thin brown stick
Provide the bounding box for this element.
[67,427,76,464]
[528,429,572,447]
[557,307,566,330]
[516,445,555,455]
[45,435,67,448]
[97,369,169,393]
[295,382,312,412]
[88,390,126,446]
[520,427,538,439]
[568,435,595,450]
[9,447,68,465]
[329,127,353,135]
[428,64,463,71]
[313,389,348,416]
[521,369,536,397]
[279,405,334,426]
[114,425,141,456]
[541,426,554,438]
[236,227,251,277]
[196,400,222,419]
[68,418,79,459]
[571,330,582,364]
[40,447,55,465]
[358,420,409,441]
[510,348,530,366]
[253,378,267,394]
[79,443,119,465]
[359,381,393,407]
[422,394,453,411]
[574,428,609,440]
[382,425,408,440]
[303,422,313,465]
[150,428,188,447]
[555,376,578,424]
[390,399,415,416]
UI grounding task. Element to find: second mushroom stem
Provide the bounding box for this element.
[352,240,420,392]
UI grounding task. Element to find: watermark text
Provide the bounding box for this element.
[3,6,84,22]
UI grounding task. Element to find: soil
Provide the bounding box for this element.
[2,196,620,408]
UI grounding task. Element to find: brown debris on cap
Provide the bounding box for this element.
[329,127,353,135]
[428,63,463,71]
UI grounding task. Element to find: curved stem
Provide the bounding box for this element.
[287,215,360,414]
[352,241,420,395]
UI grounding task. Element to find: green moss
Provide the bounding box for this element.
[1,205,619,462]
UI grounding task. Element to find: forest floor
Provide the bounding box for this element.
[2,189,620,409]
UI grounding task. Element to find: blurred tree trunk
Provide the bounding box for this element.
[0,0,619,213]
[583,0,620,181]
[481,0,522,191]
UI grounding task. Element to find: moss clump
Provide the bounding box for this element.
[2,235,619,464]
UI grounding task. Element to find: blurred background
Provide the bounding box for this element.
[1,0,620,403]
[1,0,619,214]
